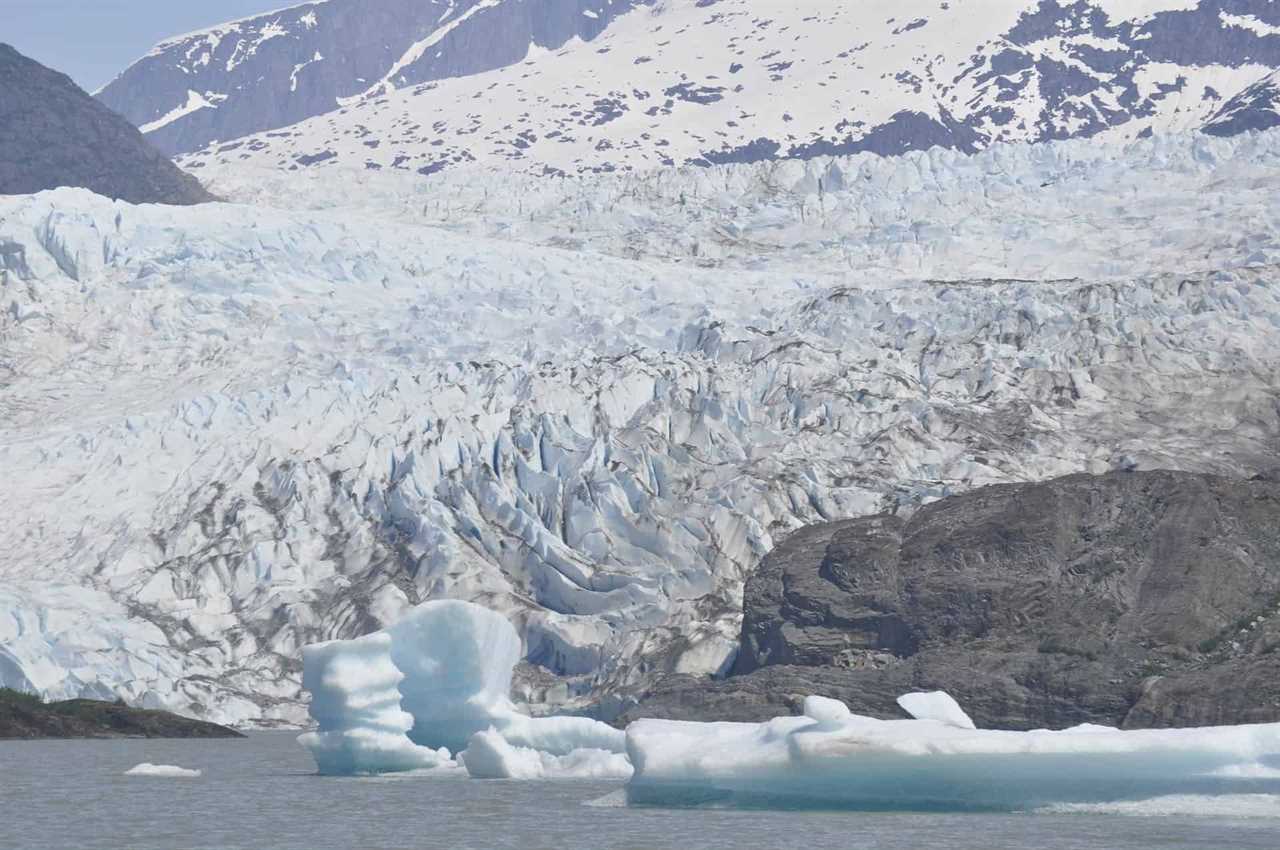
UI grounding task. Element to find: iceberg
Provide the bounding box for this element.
[124,763,201,778]
[300,599,1280,808]
[298,600,624,776]
[462,729,633,780]
[298,630,450,775]
[895,690,976,730]
[624,695,1280,811]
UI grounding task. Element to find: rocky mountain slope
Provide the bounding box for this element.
[2,129,1279,726]
[622,471,1280,729]
[99,0,1280,176]
[1205,69,1280,135]
[0,44,211,205]
[95,0,645,156]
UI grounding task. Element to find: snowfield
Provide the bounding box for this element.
[2,130,1280,725]
[168,0,1280,175]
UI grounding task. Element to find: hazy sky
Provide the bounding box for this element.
[6,0,285,91]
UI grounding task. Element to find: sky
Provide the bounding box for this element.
[6,0,288,92]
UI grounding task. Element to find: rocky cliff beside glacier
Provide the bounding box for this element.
[622,470,1280,729]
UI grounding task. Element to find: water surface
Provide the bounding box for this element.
[2,732,1278,849]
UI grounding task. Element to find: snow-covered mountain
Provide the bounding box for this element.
[101,0,1280,174]
[3,129,1280,725]
[95,0,646,156]
[1205,68,1280,134]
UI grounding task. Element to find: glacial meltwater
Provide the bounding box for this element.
[2,732,1278,850]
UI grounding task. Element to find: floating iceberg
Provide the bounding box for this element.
[300,601,1280,808]
[624,695,1280,811]
[298,630,450,775]
[462,729,633,780]
[124,763,201,778]
[299,600,624,776]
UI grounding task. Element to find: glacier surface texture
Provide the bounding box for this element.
[2,130,1280,725]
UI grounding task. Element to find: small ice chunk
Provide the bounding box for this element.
[124,763,201,778]
[462,728,633,780]
[803,695,853,726]
[896,690,976,729]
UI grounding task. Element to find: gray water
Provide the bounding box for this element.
[2,732,1278,850]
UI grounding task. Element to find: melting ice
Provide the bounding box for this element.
[300,601,1280,810]
[299,600,628,778]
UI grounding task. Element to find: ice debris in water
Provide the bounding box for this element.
[462,729,633,780]
[298,630,451,775]
[124,763,201,778]
[624,696,1280,811]
[895,690,976,730]
[300,601,1280,808]
[299,600,624,776]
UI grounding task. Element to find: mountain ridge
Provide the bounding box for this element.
[0,43,212,205]
[96,0,1280,176]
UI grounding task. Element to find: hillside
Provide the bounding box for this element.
[0,44,211,205]
[0,689,244,739]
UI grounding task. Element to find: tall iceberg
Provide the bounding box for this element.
[299,600,626,776]
[298,631,450,775]
[625,695,1280,810]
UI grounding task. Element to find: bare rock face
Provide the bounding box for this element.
[622,471,1280,729]
[1204,70,1280,137]
[0,44,211,205]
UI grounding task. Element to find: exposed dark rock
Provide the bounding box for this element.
[96,0,651,156]
[0,688,244,739]
[0,43,212,205]
[1204,70,1280,137]
[621,471,1280,730]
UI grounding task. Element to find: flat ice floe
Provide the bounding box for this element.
[624,695,1280,811]
[124,763,202,778]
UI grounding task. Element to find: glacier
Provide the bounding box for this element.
[298,600,624,775]
[2,130,1280,725]
[624,695,1280,811]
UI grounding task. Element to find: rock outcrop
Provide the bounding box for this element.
[0,44,211,204]
[0,689,244,738]
[623,471,1280,729]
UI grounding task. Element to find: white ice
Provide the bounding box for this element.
[462,729,633,780]
[124,763,202,778]
[7,129,1280,728]
[624,694,1280,810]
[297,630,450,775]
[896,691,976,730]
[298,600,624,776]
